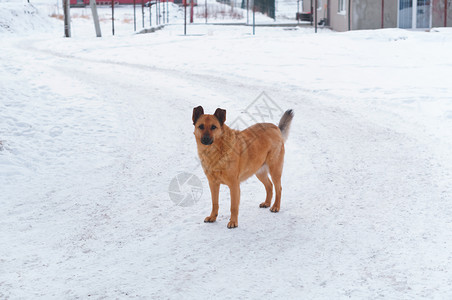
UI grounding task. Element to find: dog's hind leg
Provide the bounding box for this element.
[269,168,282,213]
[256,166,273,208]
[268,151,284,213]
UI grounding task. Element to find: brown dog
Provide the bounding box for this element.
[192,106,294,228]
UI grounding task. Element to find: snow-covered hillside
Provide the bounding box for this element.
[1,2,452,299]
[0,1,57,34]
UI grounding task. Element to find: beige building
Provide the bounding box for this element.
[302,0,452,31]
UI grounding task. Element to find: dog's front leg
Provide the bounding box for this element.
[227,182,240,228]
[204,181,220,223]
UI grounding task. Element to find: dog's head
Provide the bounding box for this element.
[192,106,226,146]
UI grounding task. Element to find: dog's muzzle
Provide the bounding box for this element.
[201,136,213,145]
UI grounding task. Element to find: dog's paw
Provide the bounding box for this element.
[227,221,238,229]
[270,206,280,213]
[259,202,271,208]
[204,216,217,223]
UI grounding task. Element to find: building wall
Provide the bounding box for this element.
[449,0,452,26]
[352,0,381,29]
[302,0,354,32]
[303,0,349,31]
[432,0,452,27]
[329,0,349,31]
[351,0,397,30]
[302,0,451,31]
[383,0,398,28]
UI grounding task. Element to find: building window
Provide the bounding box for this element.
[338,0,346,13]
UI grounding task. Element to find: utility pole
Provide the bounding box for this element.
[184,0,187,35]
[315,0,317,33]
[252,0,255,35]
[141,0,145,28]
[205,0,207,23]
[63,0,71,37]
[133,0,136,31]
[445,0,448,27]
[112,0,115,35]
[348,0,351,30]
[90,0,102,37]
[167,0,169,23]
[190,0,194,23]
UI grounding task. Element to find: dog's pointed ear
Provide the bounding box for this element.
[214,108,226,126]
[192,106,204,125]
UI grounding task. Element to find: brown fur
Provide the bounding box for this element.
[192,106,293,228]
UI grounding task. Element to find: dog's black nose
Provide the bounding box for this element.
[201,136,213,145]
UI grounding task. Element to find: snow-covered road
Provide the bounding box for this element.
[1,15,452,298]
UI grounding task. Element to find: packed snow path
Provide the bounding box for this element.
[1,25,452,298]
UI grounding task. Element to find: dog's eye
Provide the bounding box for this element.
[198,124,205,130]
[211,125,217,130]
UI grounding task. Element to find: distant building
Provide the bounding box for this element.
[302,0,452,31]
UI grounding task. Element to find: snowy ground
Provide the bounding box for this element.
[1,1,452,299]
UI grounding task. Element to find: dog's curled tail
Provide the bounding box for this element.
[278,109,294,142]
